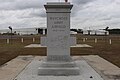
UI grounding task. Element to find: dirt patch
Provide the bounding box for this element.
[0,34,120,67]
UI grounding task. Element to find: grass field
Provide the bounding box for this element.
[0,34,120,67]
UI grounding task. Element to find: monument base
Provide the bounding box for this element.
[38,59,80,76]
[13,56,105,80]
[2,55,120,80]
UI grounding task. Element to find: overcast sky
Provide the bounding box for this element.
[0,0,120,30]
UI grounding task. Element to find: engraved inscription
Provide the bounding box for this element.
[50,17,67,20]
[48,35,69,49]
[50,16,68,32]
[47,55,72,61]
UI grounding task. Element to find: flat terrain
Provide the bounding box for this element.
[0,34,120,67]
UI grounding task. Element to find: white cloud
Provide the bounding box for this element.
[0,0,120,30]
[71,0,120,29]
[0,0,49,10]
[0,10,46,29]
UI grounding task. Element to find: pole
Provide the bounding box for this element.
[8,26,12,44]
[11,29,12,44]
[7,39,9,44]
[95,38,97,43]
[83,38,85,42]
[109,39,112,44]
[33,38,35,42]
[21,38,24,43]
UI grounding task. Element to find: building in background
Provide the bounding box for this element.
[0,27,79,35]
[36,27,47,35]
[37,28,78,35]
[0,28,38,35]
[83,30,109,35]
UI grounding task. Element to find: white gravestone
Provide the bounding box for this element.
[38,2,79,76]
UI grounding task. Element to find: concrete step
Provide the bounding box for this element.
[41,61,76,67]
[38,67,80,76]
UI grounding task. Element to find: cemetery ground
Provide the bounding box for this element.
[0,34,120,68]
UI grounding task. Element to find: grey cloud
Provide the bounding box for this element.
[99,17,112,21]
[0,0,44,10]
[71,0,96,17]
[115,0,120,4]
[39,11,46,17]
[116,2,120,4]
[18,15,31,19]
[0,23,15,29]
[0,19,35,29]
[14,0,43,10]
[0,0,15,3]
[72,0,95,5]
[0,15,5,19]
[105,21,120,27]
[0,0,120,30]
[112,15,120,19]
[30,9,46,18]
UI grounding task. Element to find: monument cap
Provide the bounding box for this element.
[44,2,73,10]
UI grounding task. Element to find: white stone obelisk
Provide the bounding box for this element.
[38,2,79,76]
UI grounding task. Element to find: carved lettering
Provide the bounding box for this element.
[50,16,67,32]
[54,21,63,24]
[50,17,67,20]
[52,25,66,28]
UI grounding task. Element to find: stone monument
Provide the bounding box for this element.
[38,2,79,76]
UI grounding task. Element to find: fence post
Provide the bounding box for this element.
[7,39,9,44]
[33,38,35,42]
[21,38,24,43]
[95,38,97,43]
[83,38,85,42]
[109,39,112,44]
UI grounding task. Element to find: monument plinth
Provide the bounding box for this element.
[38,2,80,76]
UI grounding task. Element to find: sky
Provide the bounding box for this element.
[0,0,120,30]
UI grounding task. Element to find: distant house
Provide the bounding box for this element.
[70,31,77,34]
[83,30,88,35]
[70,29,78,34]
[37,28,78,35]
[90,30,96,35]
[0,27,80,35]
[96,30,109,35]
[83,30,109,35]
[0,28,38,35]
